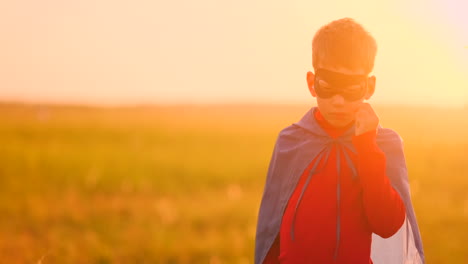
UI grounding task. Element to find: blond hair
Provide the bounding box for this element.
[312,18,377,74]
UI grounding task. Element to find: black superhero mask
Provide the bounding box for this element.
[314,68,368,101]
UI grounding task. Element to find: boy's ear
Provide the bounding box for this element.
[306,71,317,97]
[364,76,376,100]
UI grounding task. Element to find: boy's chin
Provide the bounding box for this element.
[326,117,355,128]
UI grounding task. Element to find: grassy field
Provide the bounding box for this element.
[0,103,467,263]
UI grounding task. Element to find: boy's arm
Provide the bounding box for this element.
[352,130,406,238]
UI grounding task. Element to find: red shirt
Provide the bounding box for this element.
[263,109,406,264]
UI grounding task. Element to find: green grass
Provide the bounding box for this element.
[0,103,467,263]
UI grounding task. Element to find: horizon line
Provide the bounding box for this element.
[0,99,467,110]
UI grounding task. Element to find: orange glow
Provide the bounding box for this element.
[0,0,466,107]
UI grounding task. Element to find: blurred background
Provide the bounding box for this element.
[0,0,467,263]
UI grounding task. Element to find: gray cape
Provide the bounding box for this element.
[255,107,425,264]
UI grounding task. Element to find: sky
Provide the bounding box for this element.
[0,0,467,107]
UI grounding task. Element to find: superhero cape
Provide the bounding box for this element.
[255,107,425,264]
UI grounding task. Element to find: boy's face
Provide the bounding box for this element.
[306,64,376,128]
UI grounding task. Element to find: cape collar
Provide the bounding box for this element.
[294,107,356,140]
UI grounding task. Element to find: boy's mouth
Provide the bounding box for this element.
[329,112,349,119]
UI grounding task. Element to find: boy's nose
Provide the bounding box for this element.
[331,94,345,106]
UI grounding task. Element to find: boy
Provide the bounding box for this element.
[255,18,425,263]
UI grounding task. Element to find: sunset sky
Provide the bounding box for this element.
[0,0,467,107]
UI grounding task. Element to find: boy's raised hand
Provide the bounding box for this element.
[355,103,379,136]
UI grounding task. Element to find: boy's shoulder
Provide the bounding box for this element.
[272,124,305,147]
[278,124,302,137]
[376,127,407,167]
[275,123,317,144]
[376,126,404,148]
[277,123,403,141]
